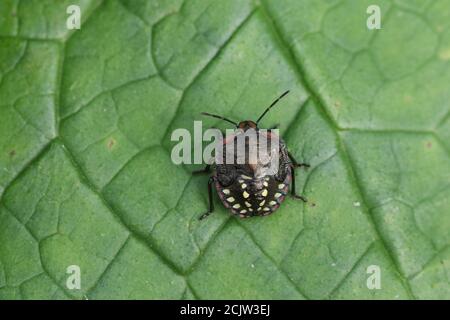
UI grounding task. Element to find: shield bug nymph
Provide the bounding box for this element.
[194,91,309,220]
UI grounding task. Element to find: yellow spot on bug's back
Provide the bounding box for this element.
[257,207,262,211]
[275,193,282,198]
[233,204,241,209]
[238,179,244,184]
[263,207,270,211]
[241,183,247,189]
[259,200,265,206]
[278,184,285,189]
[243,191,250,198]
[245,201,251,207]
[249,208,253,212]
[261,189,268,197]
[242,175,252,180]
[263,181,268,187]
[240,209,247,214]
[269,201,277,206]
[226,197,235,202]
[223,189,230,195]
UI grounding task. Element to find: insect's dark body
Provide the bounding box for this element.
[214,131,291,218]
[196,91,309,220]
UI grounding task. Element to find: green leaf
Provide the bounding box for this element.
[0,0,449,300]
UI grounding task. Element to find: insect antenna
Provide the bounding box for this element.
[201,112,238,126]
[256,90,290,124]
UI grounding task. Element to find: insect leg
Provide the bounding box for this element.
[290,166,307,202]
[199,176,215,220]
[193,164,211,174]
[288,151,310,169]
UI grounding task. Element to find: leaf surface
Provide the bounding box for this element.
[0,0,449,299]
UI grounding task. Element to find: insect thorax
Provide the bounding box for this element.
[214,129,290,186]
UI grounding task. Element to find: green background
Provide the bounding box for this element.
[0,0,449,299]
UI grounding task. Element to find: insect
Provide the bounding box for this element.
[195,91,309,220]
